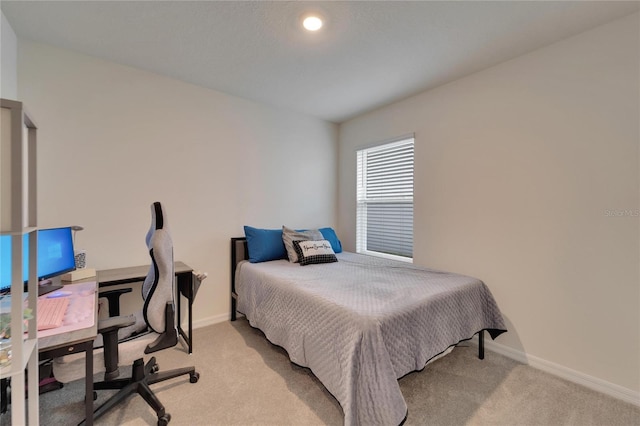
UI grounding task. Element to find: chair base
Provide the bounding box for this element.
[80,356,198,426]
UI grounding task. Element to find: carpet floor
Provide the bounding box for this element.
[2,318,638,425]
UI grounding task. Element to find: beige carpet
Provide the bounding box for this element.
[2,319,639,425]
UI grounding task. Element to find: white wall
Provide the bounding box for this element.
[18,41,338,325]
[339,13,639,395]
[1,11,18,99]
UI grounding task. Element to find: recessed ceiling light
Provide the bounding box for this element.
[303,16,323,32]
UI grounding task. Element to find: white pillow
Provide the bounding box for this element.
[293,240,338,266]
[282,226,323,262]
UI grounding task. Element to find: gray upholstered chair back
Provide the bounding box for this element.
[52,202,198,424]
[142,201,175,333]
[52,201,192,395]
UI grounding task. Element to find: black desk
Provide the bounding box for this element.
[96,261,194,354]
[39,342,94,424]
[38,281,98,425]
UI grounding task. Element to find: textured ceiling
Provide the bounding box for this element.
[2,1,638,123]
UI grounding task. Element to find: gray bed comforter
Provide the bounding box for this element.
[236,252,506,425]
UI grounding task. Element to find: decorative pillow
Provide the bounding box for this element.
[282,226,323,263]
[243,226,287,263]
[293,240,338,266]
[319,227,342,253]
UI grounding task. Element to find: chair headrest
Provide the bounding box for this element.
[152,201,165,231]
[146,201,168,248]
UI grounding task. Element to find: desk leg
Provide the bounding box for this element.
[176,272,193,354]
[188,289,193,354]
[0,378,7,414]
[85,342,94,426]
[176,279,182,338]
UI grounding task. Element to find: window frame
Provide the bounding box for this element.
[356,135,414,263]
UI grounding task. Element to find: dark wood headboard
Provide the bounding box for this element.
[230,237,248,321]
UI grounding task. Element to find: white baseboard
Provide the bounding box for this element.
[474,335,640,407]
[182,313,229,330]
[194,313,230,328]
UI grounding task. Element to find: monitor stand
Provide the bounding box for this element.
[24,278,63,297]
[36,284,63,297]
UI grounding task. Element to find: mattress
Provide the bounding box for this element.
[236,251,506,425]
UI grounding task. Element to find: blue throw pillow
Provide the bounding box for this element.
[243,226,287,263]
[319,227,342,253]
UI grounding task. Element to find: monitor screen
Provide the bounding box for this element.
[0,227,76,291]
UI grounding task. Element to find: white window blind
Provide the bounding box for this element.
[357,137,414,261]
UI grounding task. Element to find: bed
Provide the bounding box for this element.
[230,236,506,426]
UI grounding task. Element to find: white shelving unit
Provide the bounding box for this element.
[0,98,40,425]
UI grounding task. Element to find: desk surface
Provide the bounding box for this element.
[97,261,192,286]
[38,281,98,352]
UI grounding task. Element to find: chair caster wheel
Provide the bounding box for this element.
[158,413,171,425]
[190,372,199,383]
[151,364,159,374]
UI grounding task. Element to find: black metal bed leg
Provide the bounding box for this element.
[478,330,485,360]
[231,297,237,321]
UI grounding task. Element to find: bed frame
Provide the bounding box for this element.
[229,236,485,359]
[230,237,248,322]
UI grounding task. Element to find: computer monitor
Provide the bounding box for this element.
[0,227,77,294]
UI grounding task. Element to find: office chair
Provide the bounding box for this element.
[53,202,199,426]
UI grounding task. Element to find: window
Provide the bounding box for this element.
[356,136,414,261]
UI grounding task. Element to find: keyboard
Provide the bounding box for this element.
[37,297,69,330]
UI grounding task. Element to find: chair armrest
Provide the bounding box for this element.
[98,314,136,335]
[98,314,136,381]
[99,288,133,317]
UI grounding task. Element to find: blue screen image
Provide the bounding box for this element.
[0,227,76,290]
